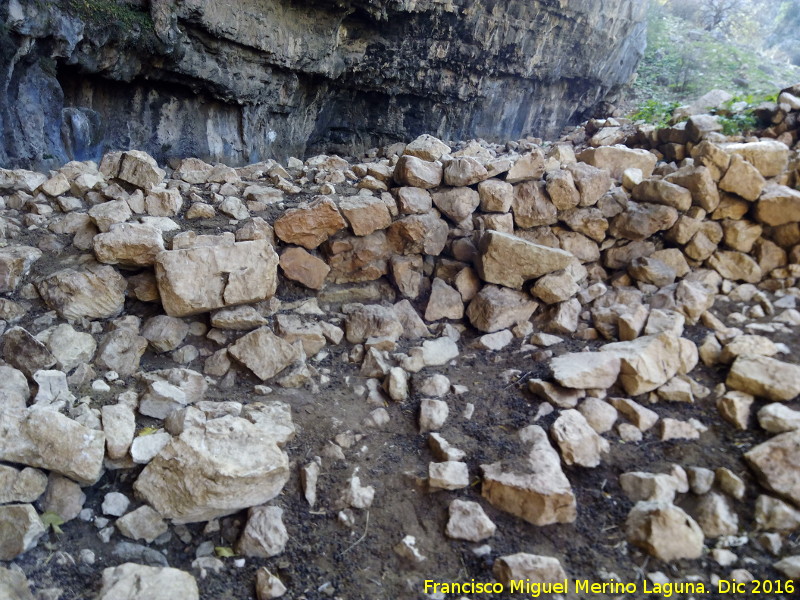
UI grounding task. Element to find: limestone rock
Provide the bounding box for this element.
[550,409,609,467]
[393,155,443,189]
[754,184,800,227]
[478,179,514,212]
[344,304,403,344]
[236,505,288,558]
[550,352,620,390]
[0,466,47,504]
[708,250,762,284]
[506,150,546,183]
[273,196,346,249]
[719,154,765,201]
[601,332,683,395]
[106,150,166,190]
[0,407,105,484]
[466,285,538,333]
[37,263,126,320]
[36,323,96,372]
[566,162,611,206]
[0,504,45,561]
[134,415,290,523]
[493,553,567,586]
[0,566,35,600]
[279,247,330,290]
[577,145,657,180]
[425,278,463,321]
[758,403,800,433]
[632,180,691,211]
[93,223,164,267]
[102,404,136,460]
[155,240,278,317]
[3,327,56,379]
[96,563,199,600]
[96,329,148,378]
[609,397,659,431]
[419,398,449,432]
[141,315,189,353]
[626,502,704,561]
[116,505,168,542]
[726,356,800,401]
[428,461,469,490]
[745,431,800,506]
[0,246,42,293]
[577,398,618,433]
[403,135,450,162]
[511,180,557,227]
[228,327,300,381]
[445,499,496,541]
[725,140,789,177]
[693,492,738,538]
[386,213,448,256]
[339,196,392,236]
[755,494,800,531]
[431,187,480,223]
[619,472,678,504]
[443,157,488,186]
[481,425,576,525]
[477,230,574,289]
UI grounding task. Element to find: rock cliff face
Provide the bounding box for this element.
[0,0,647,169]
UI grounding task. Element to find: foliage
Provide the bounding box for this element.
[41,512,65,535]
[64,0,153,31]
[629,1,800,111]
[137,426,160,436]
[215,546,236,558]
[629,99,681,126]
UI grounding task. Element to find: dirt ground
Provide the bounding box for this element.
[12,289,800,600]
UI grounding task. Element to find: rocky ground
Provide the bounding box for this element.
[1,85,800,600]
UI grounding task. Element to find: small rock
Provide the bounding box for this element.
[95,563,199,600]
[626,502,704,561]
[445,499,496,541]
[393,535,426,563]
[428,461,469,490]
[419,399,449,432]
[493,553,567,586]
[236,505,288,558]
[0,504,46,560]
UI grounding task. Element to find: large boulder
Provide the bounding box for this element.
[155,240,278,317]
[134,414,291,523]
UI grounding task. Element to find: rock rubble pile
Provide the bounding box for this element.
[1,85,800,598]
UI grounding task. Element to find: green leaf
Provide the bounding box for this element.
[214,546,236,558]
[41,511,65,535]
[138,426,159,436]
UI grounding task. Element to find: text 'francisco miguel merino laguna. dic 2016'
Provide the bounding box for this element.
[423,578,795,597]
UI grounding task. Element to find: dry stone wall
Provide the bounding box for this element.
[0,84,800,597]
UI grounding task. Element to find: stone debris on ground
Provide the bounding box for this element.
[0,88,798,599]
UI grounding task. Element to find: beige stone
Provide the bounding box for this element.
[0,504,46,561]
[550,352,621,390]
[279,247,330,290]
[506,149,545,183]
[0,407,105,485]
[443,157,488,186]
[755,184,800,227]
[134,415,290,523]
[273,196,346,249]
[37,263,126,320]
[664,165,720,211]
[708,250,762,284]
[339,196,392,236]
[511,180,557,228]
[155,240,278,317]
[626,502,704,561]
[577,145,657,180]
[431,187,480,223]
[466,285,539,333]
[0,246,42,293]
[726,355,800,401]
[725,140,789,178]
[476,230,574,289]
[493,553,567,586]
[425,278,464,321]
[601,332,683,395]
[386,213,448,256]
[478,179,514,212]
[228,327,300,381]
[393,155,443,189]
[719,154,765,201]
[551,409,609,467]
[632,180,692,211]
[544,169,580,210]
[96,563,199,600]
[481,425,576,525]
[403,134,450,162]
[745,431,800,506]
